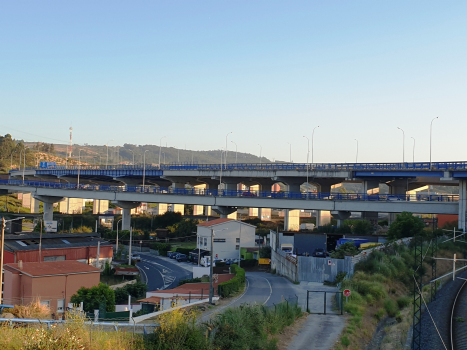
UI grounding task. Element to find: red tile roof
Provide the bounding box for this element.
[197,218,233,227]
[5,260,101,277]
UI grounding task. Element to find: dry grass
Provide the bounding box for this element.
[4,299,51,320]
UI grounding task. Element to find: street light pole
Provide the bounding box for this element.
[231,141,238,164]
[225,132,233,169]
[105,139,113,168]
[311,126,320,165]
[411,137,416,163]
[303,136,310,186]
[287,142,292,163]
[354,139,358,163]
[143,149,149,191]
[397,127,405,162]
[77,149,83,189]
[209,227,215,304]
[128,149,135,166]
[116,219,122,253]
[158,136,166,166]
[430,117,439,168]
[258,144,262,165]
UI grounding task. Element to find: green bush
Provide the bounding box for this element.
[174,247,192,256]
[374,308,385,321]
[151,243,172,256]
[384,299,397,317]
[179,278,202,286]
[341,335,350,347]
[218,264,245,297]
[330,242,360,259]
[396,296,411,309]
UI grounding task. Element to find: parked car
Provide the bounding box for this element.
[167,251,176,258]
[131,254,141,261]
[176,254,188,262]
[170,252,179,259]
[312,248,328,258]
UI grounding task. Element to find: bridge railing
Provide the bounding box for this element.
[0,179,458,202]
[11,161,467,173]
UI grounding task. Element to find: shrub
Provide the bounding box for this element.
[374,308,385,321]
[384,299,397,317]
[397,296,411,309]
[341,335,350,347]
[218,265,245,297]
[6,299,51,319]
[179,278,202,286]
[330,242,360,259]
[151,243,172,256]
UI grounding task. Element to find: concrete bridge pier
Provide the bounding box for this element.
[116,201,141,230]
[212,206,237,219]
[316,210,331,227]
[459,180,467,231]
[331,210,351,227]
[284,209,300,231]
[34,195,64,222]
[363,180,380,194]
[388,180,408,224]
[93,200,109,214]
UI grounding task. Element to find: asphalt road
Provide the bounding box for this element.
[136,254,193,292]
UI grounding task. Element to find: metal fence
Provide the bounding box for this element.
[306,291,343,315]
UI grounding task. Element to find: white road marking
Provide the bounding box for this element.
[261,277,273,305]
[136,264,148,285]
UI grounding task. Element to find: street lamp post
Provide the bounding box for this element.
[225,132,233,169]
[311,126,320,165]
[128,149,135,166]
[397,127,405,162]
[143,149,150,191]
[258,144,262,165]
[430,117,439,168]
[105,139,113,168]
[116,218,122,253]
[303,136,310,186]
[158,136,166,166]
[287,142,292,163]
[77,149,84,189]
[1,217,25,304]
[411,137,416,163]
[231,141,238,164]
[354,139,358,163]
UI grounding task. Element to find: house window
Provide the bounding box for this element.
[213,238,226,243]
[57,299,65,313]
[204,238,207,246]
[236,245,239,250]
[236,238,240,243]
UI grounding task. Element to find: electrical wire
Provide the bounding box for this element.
[412,275,448,350]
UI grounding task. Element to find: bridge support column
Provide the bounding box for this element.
[93,200,109,214]
[459,180,467,231]
[34,195,64,223]
[212,206,237,219]
[363,180,380,194]
[172,204,185,214]
[316,210,331,226]
[222,181,238,191]
[284,209,300,231]
[59,198,85,214]
[193,205,204,216]
[388,181,408,225]
[155,203,168,215]
[331,211,351,227]
[116,201,141,231]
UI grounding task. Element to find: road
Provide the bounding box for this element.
[136,254,193,292]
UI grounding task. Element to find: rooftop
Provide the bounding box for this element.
[3,233,111,252]
[4,260,101,277]
[197,218,256,228]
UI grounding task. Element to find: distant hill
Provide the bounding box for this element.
[28,142,271,165]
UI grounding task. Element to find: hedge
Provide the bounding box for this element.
[217,264,246,298]
[174,247,192,256]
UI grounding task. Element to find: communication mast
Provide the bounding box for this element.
[68,126,73,158]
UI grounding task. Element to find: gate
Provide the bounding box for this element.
[306,291,343,315]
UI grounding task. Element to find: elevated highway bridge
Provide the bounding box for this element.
[4,161,467,231]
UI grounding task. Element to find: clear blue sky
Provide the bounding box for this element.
[1,1,466,163]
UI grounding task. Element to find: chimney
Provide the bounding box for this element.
[18,260,23,269]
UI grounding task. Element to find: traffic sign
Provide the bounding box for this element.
[343,289,351,297]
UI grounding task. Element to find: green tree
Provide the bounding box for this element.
[352,220,373,235]
[387,211,425,240]
[330,242,360,258]
[70,283,116,312]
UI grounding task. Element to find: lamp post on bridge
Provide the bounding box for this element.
[128,149,135,166]
[143,149,150,191]
[303,135,310,187]
[231,140,238,164]
[158,136,166,166]
[311,125,319,166]
[430,117,439,169]
[287,142,292,163]
[77,149,84,189]
[354,139,358,163]
[397,127,405,162]
[225,132,233,169]
[258,144,262,165]
[411,137,415,163]
[105,139,113,168]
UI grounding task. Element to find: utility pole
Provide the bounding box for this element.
[209,227,214,304]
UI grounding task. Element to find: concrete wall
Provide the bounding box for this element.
[294,233,326,256]
[271,250,298,282]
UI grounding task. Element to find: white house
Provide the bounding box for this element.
[196,218,256,260]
